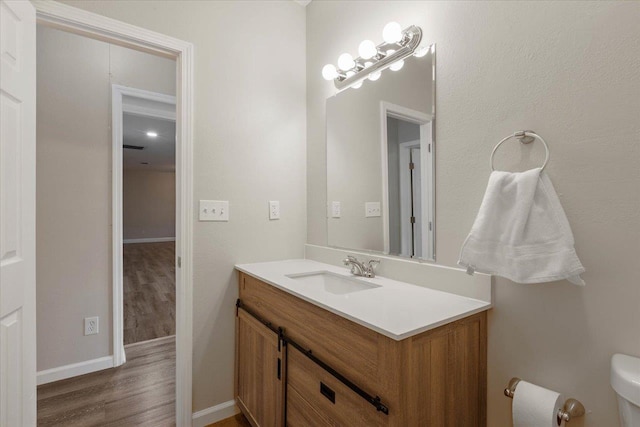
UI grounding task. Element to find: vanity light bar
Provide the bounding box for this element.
[322,23,423,90]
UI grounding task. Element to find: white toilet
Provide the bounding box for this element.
[611,353,640,426]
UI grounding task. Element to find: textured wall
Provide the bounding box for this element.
[36,26,176,371]
[60,0,307,412]
[307,2,640,426]
[123,170,176,240]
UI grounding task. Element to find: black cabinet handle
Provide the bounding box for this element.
[277,358,281,380]
[320,382,335,404]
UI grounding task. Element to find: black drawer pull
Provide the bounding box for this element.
[277,358,281,380]
[320,382,335,404]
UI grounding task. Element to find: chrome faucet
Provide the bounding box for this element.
[343,255,380,278]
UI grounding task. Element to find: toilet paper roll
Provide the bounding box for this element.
[512,380,564,427]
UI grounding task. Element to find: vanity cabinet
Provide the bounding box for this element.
[235,271,487,427]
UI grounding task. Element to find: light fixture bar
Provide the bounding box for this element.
[333,25,423,90]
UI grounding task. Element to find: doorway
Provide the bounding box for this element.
[112,86,177,362]
[31,2,194,425]
[121,109,176,346]
[381,101,435,261]
[35,25,178,425]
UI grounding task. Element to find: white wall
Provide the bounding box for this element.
[60,0,307,413]
[307,2,640,426]
[36,26,176,371]
[123,170,176,240]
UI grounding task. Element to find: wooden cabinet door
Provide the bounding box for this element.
[236,309,284,427]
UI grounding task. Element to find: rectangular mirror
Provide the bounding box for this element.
[326,44,435,261]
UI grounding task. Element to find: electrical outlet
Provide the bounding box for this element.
[331,201,341,218]
[365,202,381,217]
[269,201,280,220]
[84,317,99,336]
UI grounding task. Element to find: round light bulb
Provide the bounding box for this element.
[414,46,429,58]
[358,40,377,60]
[382,21,403,44]
[390,60,404,71]
[322,64,338,81]
[351,81,363,89]
[337,53,355,71]
[368,71,381,81]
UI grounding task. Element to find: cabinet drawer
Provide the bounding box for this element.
[287,345,386,427]
[286,386,331,427]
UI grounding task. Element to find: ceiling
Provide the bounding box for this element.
[123,113,176,172]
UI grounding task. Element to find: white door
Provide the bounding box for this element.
[399,141,420,257]
[410,147,422,259]
[0,1,37,426]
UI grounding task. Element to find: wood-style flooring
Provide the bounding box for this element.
[123,241,176,345]
[207,414,251,427]
[37,336,175,426]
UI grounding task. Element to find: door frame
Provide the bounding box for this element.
[380,101,435,261]
[34,2,194,425]
[111,84,177,367]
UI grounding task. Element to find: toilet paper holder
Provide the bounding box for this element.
[504,377,586,425]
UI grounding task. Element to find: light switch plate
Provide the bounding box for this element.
[199,200,229,221]
[331,201,341,218]
[365,202,381,217]
[269,201,280,220]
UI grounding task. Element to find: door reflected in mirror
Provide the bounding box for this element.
[326,44,435,261]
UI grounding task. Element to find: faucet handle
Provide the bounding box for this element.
[367,259,380,271]
[343,255,357,265]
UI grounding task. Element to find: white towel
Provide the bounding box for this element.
[458,167,585,285]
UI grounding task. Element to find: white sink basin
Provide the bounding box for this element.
[286,271,380,295]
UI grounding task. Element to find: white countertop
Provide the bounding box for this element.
[235,259,491,341]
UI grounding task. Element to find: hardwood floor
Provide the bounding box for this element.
[206,414,251,427]
[123,241,176,345]
[38,336,175,426]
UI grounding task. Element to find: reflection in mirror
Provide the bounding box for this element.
[326,45,435,261]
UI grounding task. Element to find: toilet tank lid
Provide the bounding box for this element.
[611,353,640,407]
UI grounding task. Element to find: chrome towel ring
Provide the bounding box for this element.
[490,130,550,171]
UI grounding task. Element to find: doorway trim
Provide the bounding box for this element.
[34,2,194,426]
[111,84,176,367]
[380,101,435,261]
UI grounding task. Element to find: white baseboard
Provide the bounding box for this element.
[37,355,114,385]
[192,400,238,427]
[123,237,175,244]
[124,334,176,349]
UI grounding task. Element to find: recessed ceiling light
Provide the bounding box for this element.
[146,131,158,138]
